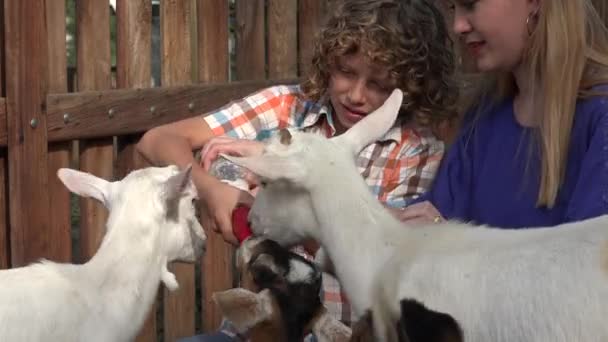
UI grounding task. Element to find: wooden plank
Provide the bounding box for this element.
[235,0,266,80]
[594,0,608,25]
[0,146,7,269]
[115,1,156,341]
[46,0,71,263]
[0,97,6,147]
[116,0,152,90]
[5,0,52,267]
[45,79,293,142]
[268,0,298,79]
[161,0,197,339]
[196,0,229,84]
[195,0,235,333]
[298,0,327,76]
[0,0,4,95]
[76,0,114,263]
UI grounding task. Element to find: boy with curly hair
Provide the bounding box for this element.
[137,0,457,340]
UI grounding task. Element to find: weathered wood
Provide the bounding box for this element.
[0,146,7,269]
[45,79,294,143]
[196,0,235,333]
[0,0,5,266]
[0,97,6,147]
[46,0,71,263]
[196,0,229,84]
[268,0,298,79]
[115,1,156,340]
[0,0,4,96]
[161,0,197,339]
[116,0,152,90]
[593,0,607,25]
[5,0,52,267]
[235,0,266,80]
[298,0,327,76]
[76,0,114,263]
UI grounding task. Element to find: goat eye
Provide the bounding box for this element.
[260,180,267,188]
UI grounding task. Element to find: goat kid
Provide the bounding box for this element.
[0,165,206,342]
[223,89,608,342]
[213,236,351,342]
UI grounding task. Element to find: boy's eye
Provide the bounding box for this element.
[337,65,354,75]
[461,0,478,10]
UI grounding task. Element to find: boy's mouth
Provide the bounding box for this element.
[341,104,367,122]
[466,40,486,57]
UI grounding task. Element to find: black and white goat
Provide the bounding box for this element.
[212,236,351,342]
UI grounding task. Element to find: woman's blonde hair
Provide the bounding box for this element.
[466,0,608,208]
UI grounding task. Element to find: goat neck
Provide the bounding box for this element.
[307,164,408,318]
[82,198,165,337]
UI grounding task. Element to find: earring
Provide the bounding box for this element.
[526,10,539,37]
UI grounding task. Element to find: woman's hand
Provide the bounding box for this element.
[193,166,254,245]
[201,136,265,171]
[388,201,444,225]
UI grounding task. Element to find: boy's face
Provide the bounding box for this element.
[328,52,395,135]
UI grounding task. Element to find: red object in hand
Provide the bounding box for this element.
[232,205,253,244]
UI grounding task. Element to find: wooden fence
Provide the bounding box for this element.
[0,1,606,341]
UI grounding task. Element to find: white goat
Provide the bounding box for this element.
[224,89,608,342]
[0,165,206,342]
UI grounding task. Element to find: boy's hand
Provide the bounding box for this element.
[201,137,265,171]
[194,167,254,245]
[395,201,444,225]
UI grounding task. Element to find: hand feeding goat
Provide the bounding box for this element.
[223,89,608,342]
[0,165,206,342]
[212,236,351,342]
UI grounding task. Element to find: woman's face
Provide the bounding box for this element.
[449,0,539,72]
[327,52,395,135]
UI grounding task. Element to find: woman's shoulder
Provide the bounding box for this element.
[576,85,608,123]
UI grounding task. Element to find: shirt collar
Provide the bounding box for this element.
[299,95,403,143]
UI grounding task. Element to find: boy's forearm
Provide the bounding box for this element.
[136,129,218,188]
[136,130,193,168]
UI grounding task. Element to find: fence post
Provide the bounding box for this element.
[46,0,72,263]
[161,1,197,339]
[76,0,114,263]
[115,1,156,341]
[4,0,52,267]
[196,0,233,333]
[0,0,8,270]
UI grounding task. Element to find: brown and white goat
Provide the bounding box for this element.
[212,237,351,342]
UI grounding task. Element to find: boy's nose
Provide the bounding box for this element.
[347,81,366,105]
[453,11,472,36]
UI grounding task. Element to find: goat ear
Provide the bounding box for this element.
[221,154,306,184]
[212,288,276,333]
[332,89,403,154]
[309,307,352,342]
[57,168,111,207]
[164,164,194,220]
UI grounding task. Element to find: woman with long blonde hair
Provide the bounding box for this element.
[401,0,608,227]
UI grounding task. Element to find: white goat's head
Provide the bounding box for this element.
[57,165,206,264]
[223,89,403,245]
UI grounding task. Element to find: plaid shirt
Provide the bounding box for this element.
[202,84,444,335]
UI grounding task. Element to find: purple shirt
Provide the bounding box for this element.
[416,94,608,228]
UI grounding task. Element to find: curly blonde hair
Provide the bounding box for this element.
[301,0,458,126]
